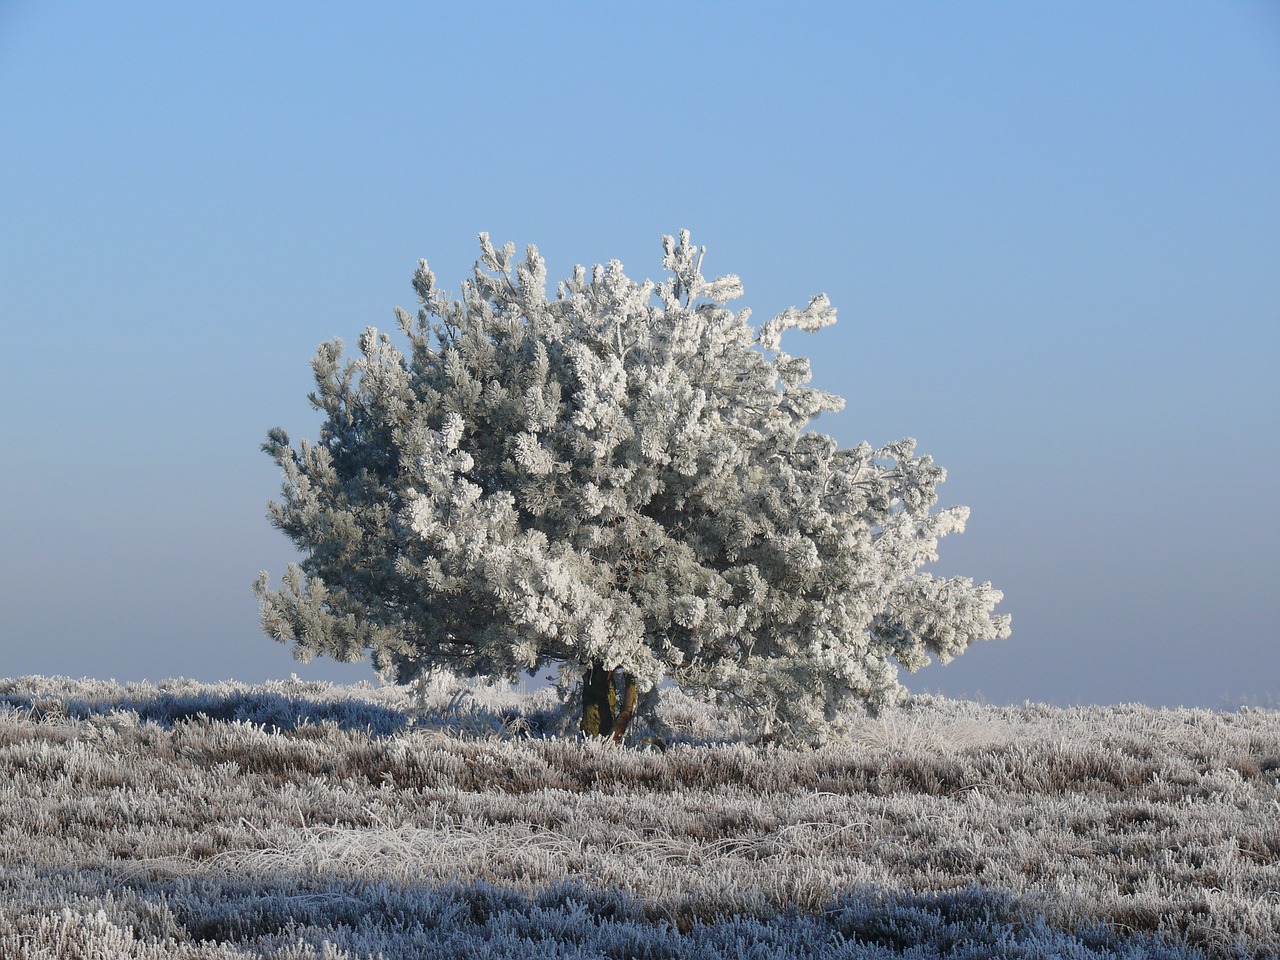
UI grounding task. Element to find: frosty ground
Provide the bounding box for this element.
[1,675,1277,959]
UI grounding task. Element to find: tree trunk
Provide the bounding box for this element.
[580,662,615,737]
[611,672,638,743]
[581,664,640,742]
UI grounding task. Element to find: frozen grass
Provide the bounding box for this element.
[1,675,1277,958]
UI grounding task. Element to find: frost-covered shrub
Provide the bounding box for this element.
[256,231,1010,745]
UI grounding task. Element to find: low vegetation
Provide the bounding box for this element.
[2,675,1277,958]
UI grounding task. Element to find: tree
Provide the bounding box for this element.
[255,231,1010,745]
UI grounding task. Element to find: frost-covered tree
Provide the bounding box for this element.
[256,231,1009,745]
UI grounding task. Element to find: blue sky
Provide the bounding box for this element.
[2,1,1277,707]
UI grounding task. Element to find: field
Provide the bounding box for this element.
[1,674,1277,959]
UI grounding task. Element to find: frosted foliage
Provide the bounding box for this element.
[256,230,1009,744]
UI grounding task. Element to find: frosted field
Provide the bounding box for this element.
[1,675,1277,959]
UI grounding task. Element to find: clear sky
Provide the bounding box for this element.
[2,1,1277,708]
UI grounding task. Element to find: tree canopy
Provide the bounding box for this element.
[256,231,1009,744]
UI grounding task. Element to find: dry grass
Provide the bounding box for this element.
[1,674,1277,958]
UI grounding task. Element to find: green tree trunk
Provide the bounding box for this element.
[581,665,639,742]
[611,672,638,743]
[580,662,616,737]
